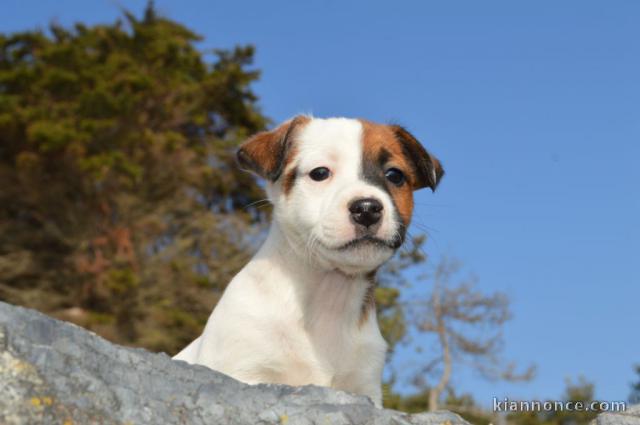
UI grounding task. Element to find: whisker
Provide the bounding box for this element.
[411,223,436,235]
[243,199,272,210]
[412,202,452,208]
[304,232,318,266]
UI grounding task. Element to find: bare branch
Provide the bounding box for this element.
[406,256,536,409]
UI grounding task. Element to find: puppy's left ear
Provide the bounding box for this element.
[237,116,308,181]
[391,125,444,191]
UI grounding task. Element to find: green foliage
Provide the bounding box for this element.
[384,386,493,424]
[0,4,267,353]
[630,364,640,404]
[376,234,427,358]
[383,386,430,413]
[443,391,493,425]
[387,377,603,424]
[508,376,600,425]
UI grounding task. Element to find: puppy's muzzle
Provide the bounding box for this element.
[349,197,383,234]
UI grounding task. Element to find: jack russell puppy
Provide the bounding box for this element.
[174,116,443,406]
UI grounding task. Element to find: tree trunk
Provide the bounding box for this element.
[428,283,451,412]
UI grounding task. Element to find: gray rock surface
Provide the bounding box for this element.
[591,404,640,425]
[0,301,470,425]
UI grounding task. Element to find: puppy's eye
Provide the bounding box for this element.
[309,167,331,181]
[385,168,405,186]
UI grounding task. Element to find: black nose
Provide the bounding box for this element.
[349,198,383,228]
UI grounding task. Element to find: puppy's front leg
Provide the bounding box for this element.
[173,336,202,363]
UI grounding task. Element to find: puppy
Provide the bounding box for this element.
[174,116,443,406]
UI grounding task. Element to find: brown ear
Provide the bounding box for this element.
[391,125,444,191]
[236,116,307,181]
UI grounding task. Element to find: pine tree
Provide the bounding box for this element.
[0,4,268,353]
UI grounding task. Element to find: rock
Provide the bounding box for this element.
[0,301,470,425]
[591,404,640,425]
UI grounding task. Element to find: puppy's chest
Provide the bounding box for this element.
[282,274,376,376]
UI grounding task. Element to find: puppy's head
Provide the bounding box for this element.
[237,116,444,274]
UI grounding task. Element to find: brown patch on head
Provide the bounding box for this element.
[236,115,310,182]
[359,120,444,228]
[359,121,412,227]
[282,167,298,195]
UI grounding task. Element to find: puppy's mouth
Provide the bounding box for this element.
[336,235,402,251]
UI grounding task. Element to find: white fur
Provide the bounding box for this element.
[174,117,404,406]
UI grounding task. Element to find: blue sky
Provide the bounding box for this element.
[3,0,639,408]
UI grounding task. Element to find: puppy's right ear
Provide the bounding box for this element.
[236,116,309,181]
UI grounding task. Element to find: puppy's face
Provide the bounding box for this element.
[237,116,443,274]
